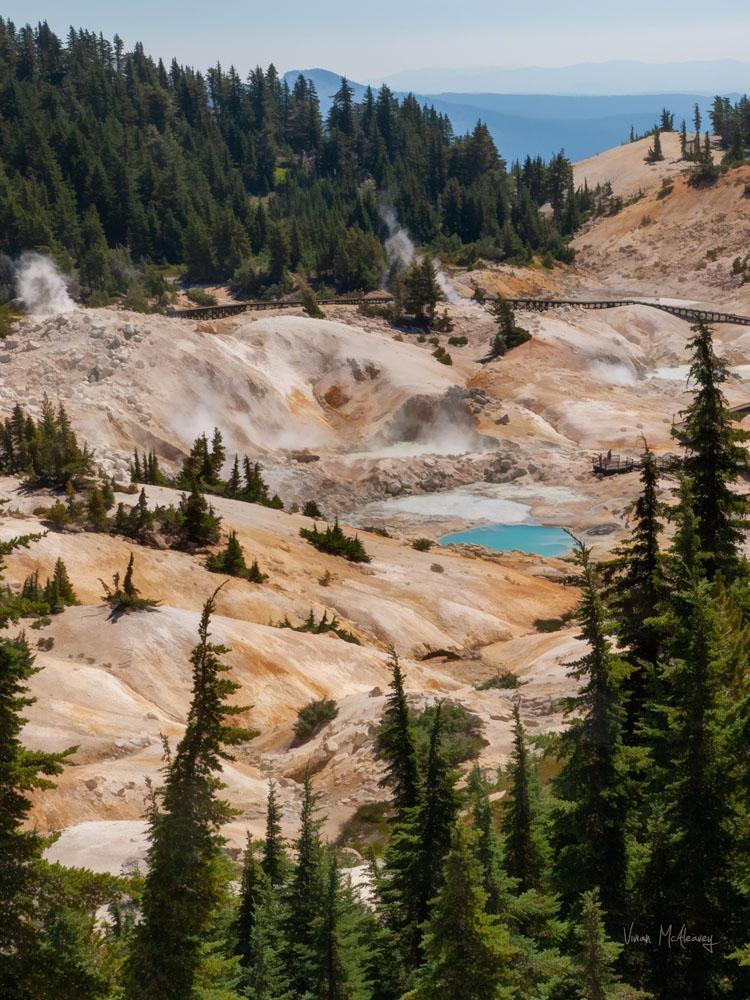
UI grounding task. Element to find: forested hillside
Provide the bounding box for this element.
[0,20,587,301]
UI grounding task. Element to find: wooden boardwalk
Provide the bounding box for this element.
[165,292,750,328]
[166,294,394,322]
[507,298,750,327]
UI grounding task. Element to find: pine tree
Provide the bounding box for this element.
[125,593,254,998]
[405,824,517,1000]
[0,633,72,995]
[375,648,421,816]
[551,543,630,928]
[502,702,547,893]
[671,322,750,579]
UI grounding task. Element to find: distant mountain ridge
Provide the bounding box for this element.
[283,68,736,162]
[376,59,750,96]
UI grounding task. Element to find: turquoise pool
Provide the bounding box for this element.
[438,523,572,557]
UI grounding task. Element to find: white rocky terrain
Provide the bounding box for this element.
[4,137,750,874]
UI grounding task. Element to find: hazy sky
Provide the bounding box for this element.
[3,0,750,79]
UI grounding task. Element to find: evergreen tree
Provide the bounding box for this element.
[466,765,514,916]
[375,648,421,817]
[638,577,744,998]
[671,322,750,579]
[0,631,72,996]
[551,543,630,928]
[645,129,664,163]
[573,888,628,1000]
[125,593,254,998]
[177,485,221,549]
[284,775,325,997]
[489,296,530,357]
[261,780,289,887]
[402,254,444,325]
[405,824,517,1000]
[603,449,665,738]
[86,486,109,531]
[502,702,548,893]
[225,455,242,497]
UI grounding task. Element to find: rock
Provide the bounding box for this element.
[0,354,11,364]
[368,686,382,697]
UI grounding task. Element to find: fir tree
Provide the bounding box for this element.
[551,543,630,928]
[284,775,325,997]
[405,824,517,1000]
[466,765,514,916]
[502,702,547,893]
[176,485,221,549]
[86,486,109,531]
[125,593,254,998]
[261,780,289,887]
[573,888,627,1000]
[603,449,665,738]
[225,455,242,497]
[375,648,421,816]
[672,322,750,579]
[638,577,744,999]
[0,633,72,995]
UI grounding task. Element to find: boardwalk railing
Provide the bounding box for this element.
[507,298,750,327]
[166,294,394,322]
[592,454,637,476]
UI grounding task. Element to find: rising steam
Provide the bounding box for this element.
[380,207,462,304]
[16,253,76,315]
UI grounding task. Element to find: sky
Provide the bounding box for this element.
[3,0,750,81]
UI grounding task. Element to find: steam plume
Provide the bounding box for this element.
[380,207,462,304]
[16,252,76,315]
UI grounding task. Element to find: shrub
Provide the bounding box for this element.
[300,284,324,318]
[276,608,360,644]
[300,519,371,563]
[361,524,391,538]
[206,530,268,583]
[432,345,453,365]
[476,672,520,691]
[411,537,434,551]
[534,617,566,633]
[100,554,159,615]
[186,287,217,306]
[447,335,468,346]
[412,703,487,766]
[303,500,322,519]
[291,698,339,746]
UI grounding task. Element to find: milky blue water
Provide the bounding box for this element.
[438,523,572,557]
